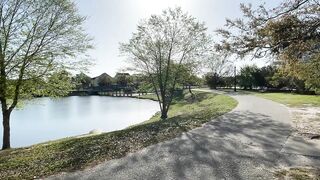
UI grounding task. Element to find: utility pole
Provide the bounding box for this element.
[234,66,237,92]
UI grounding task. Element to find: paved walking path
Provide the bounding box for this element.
[49,90,320,180]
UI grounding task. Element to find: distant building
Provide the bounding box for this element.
[86,72,133,90]
[90,73,113,87]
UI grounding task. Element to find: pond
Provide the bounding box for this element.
[0,96,159,148]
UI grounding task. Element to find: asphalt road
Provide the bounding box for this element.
[48,90,320,180]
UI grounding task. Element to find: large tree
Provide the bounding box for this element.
[73,72,92,90]
[0,0,92,149]
[174,64,201,96]
[120,7,210,119]
[204,52,232,89]
[215,0,319,92]
[238,65,259,90]
[114,73,132,87]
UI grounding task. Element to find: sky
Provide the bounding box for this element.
[75,0,281,77]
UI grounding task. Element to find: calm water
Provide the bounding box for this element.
[0,96,159,148]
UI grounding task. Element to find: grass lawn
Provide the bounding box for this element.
[253,92,320,107]
[0,91,237,179]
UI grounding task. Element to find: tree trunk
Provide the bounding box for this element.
[188,85,193,94]
[189,85,195,100]
[2,110,11,150]
[160,110,168,119]
[160,92,168,119]
[160,102,168,119]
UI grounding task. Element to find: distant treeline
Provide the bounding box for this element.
[205,65,319,95]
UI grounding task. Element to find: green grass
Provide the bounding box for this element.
[253,92,320,107]
[0,91,237,179]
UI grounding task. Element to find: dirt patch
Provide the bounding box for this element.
[289,106,320,139]
[274,167,320,180]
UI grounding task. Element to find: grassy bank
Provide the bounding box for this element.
[0,91,237,179]
[253,92,320,107]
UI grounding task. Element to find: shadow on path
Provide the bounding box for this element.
[49,92,320,180]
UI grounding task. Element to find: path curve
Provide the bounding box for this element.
[48,90,320,180]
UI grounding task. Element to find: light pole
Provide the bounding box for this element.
[234,66,237,92]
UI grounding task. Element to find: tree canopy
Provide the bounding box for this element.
[215,0,319,92]
[0,0,92,149]
[120,7,210,119]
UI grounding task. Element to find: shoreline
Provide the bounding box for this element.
[0,91,237,179]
